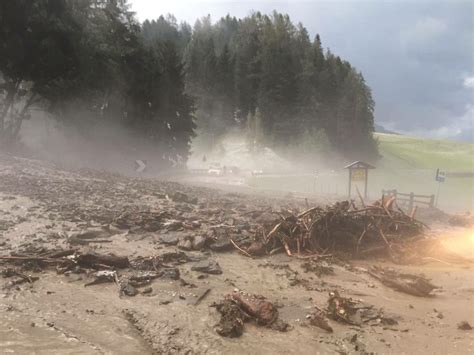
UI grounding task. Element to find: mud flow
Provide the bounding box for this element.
[1,154,473,354]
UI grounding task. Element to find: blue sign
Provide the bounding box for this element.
[435,169,446,183]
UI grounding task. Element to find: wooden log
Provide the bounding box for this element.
[297,207,319,219]
[266,221,283,242]
[76,253,129,268]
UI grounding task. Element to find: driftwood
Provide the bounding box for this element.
[368,266,438,297]
[76,253,130,269]
[230,239,251,257]
[194,288,211,306]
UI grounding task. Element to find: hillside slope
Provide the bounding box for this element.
[376,133,474,172]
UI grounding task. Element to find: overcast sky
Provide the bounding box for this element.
[130,0,473,140]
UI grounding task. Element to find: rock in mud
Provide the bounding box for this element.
[177,237,193,251]
[192,235,207,250]
[231,292,278,325]
[209,231,249,252]
[163,219,183,231]
[308,308,333,332]
[158,234,179,245]
[458,321,472,330]
[246,241,266,256]
[142,287,153,294]
[191,260,222,275]
[209,237,232,252]
[68,228,112,245]
[160,251,193,264]
[120,282,139,297]
[159,267,180,280]
[213,299,247,337]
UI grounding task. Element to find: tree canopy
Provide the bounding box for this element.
[145,11,378,160]
[0,0,195,166]
[0,3,378,163]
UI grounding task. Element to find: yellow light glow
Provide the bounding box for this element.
[441,229,474,259]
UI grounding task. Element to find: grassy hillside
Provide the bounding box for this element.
[376,133,474,172]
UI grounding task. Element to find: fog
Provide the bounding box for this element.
[18,113,178,175]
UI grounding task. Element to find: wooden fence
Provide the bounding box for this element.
[382,189,435,210]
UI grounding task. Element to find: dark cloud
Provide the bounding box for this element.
[131,0,474,138]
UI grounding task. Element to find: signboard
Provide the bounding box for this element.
[135,159,147,173]
[435,168,446,183]
[351,168,366,182]
[344,161,375,199]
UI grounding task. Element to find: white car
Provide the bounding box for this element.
[208,167,223,176]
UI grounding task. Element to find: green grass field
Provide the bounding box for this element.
[247,134,473,212]
[376,133,474,172]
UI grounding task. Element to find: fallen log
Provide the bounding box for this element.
[368,266,438,297]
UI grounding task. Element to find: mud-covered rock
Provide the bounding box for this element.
[121,282,139,297]
[158,234,179,245]
[192,235,207,250]
[213,299,247,337]
[191,260,222,274]
[212,291,288,338]
[159,267,180,280]
[231,292,279,325]
[177,237,193,251]
[458,321,472,330]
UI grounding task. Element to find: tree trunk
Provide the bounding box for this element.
[0,81,19,136]
[11,92,37,140]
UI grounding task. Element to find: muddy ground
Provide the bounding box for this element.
[0,153,473,354]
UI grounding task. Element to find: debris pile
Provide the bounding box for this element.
[242,199,425,257]
[308,290,399,331]
[326,290,361,325]
[0,248,196,296]
[212,291,288,337]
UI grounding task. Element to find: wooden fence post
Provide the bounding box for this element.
[409,192,414,211]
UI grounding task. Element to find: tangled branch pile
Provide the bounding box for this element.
[250,199,425,257]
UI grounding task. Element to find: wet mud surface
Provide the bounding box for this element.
[1,153,473,354]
